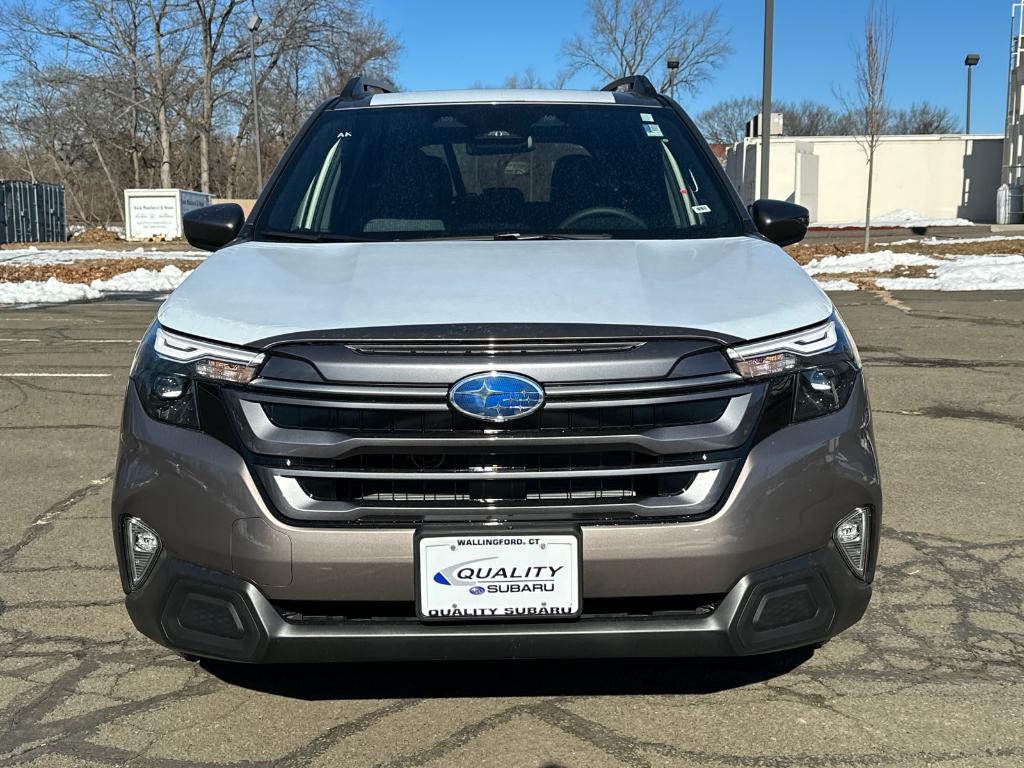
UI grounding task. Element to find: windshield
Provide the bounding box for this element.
[255,102,745,241]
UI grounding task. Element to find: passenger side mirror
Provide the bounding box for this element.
[183,203,245,251]
[750,199,809,247]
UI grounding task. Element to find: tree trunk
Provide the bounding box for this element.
[199,71,212,193]
[226,109,251,199]
[150,3,173,188]
[864,146,874,254]
[92,138,125,223]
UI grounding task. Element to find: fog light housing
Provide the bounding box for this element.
[124,517,161,589]
[834,507,870,579]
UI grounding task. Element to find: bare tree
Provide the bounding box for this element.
[697,96,760,144]
[0,0,400,220]
[190,0,246,193]
[888,102,958,134]
[837,1,895,253]
[775,101,844,137]
[503,68,545,89]
[562,0,731,95]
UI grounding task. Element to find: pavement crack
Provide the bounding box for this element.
[0,474,113,569]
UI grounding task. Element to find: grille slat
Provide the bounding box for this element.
[261,397,730,435]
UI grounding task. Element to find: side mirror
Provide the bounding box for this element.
[183,203,245,251]
[750,199,809,247]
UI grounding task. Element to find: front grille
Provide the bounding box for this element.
[261,398,731,434]
[223,351,763,525]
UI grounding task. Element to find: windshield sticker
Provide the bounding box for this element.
[693,204,711,214]
[640,112,654,122]
[643,124,664,138]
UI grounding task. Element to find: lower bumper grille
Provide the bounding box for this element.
[273,594,726,624]
[297,471,696,505]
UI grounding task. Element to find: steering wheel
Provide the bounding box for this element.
[558,206,647,231]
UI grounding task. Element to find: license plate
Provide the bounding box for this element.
[416,531,581,622]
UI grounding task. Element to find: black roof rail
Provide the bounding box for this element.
[339,76,395,100]
[601,75,659,98]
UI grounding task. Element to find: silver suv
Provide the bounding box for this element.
[112,76,881,663]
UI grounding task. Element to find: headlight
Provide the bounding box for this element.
[727,312,861,423]
[131,323,264,428]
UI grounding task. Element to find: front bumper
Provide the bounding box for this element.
[113,376,881,661]
[126,542,870,662]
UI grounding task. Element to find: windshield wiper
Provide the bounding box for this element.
[492,232,613,241]
[257,229,369,243]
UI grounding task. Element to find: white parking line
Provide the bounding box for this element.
[0,373,113,378]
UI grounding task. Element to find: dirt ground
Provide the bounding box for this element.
[785,237,1024,264]
[0,258,201,284]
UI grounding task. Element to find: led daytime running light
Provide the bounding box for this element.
[154,327,264,384]
[727,320,838,380]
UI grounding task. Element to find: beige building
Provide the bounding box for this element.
[725,134,1004,225]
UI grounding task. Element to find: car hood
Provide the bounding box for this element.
[158,236,832,348]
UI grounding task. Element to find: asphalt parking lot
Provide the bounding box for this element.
[1,291,1022,768]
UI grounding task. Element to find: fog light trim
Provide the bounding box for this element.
[124,517,161,590]
[834,507,870,579]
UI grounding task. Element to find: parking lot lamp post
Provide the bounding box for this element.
[760,0,774,200]
[965,53,980,134]
[248,13,263,192]
[666,58,680,97]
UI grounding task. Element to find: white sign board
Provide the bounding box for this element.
[124,189,213,241]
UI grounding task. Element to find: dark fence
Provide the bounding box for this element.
[0,181,66,244]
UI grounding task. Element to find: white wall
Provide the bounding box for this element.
[726,134,1004,224]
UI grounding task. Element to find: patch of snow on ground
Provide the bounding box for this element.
[814,279,859,291]
[91,265,190,293]
[0,278,101,305]
[876,255,1024,291]
[884,235,1024,247]
[804,250,946,275]
[0,265,193,305]
[812,208,974,228]
[0,247,203,265]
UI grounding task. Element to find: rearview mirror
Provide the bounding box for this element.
[466,131,533,156]
[183,203,245,251]
[750,199,809,247]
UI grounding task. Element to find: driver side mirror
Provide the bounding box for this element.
[183,203,245,251]
[750,199,809,247]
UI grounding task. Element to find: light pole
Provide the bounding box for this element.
[666,58,680,98]
[760,0,774,200]
[248,12,263,192]
[964,53,980,134]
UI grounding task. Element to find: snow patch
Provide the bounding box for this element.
[814,279,859,291]
[0,278,101,305]
[876,255,1024,291]
[91,265,190,293]
[804,250,945,275]
[884,234,1024,246]
[0,265,193,305]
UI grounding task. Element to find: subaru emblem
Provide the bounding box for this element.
[449,372,545,422]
